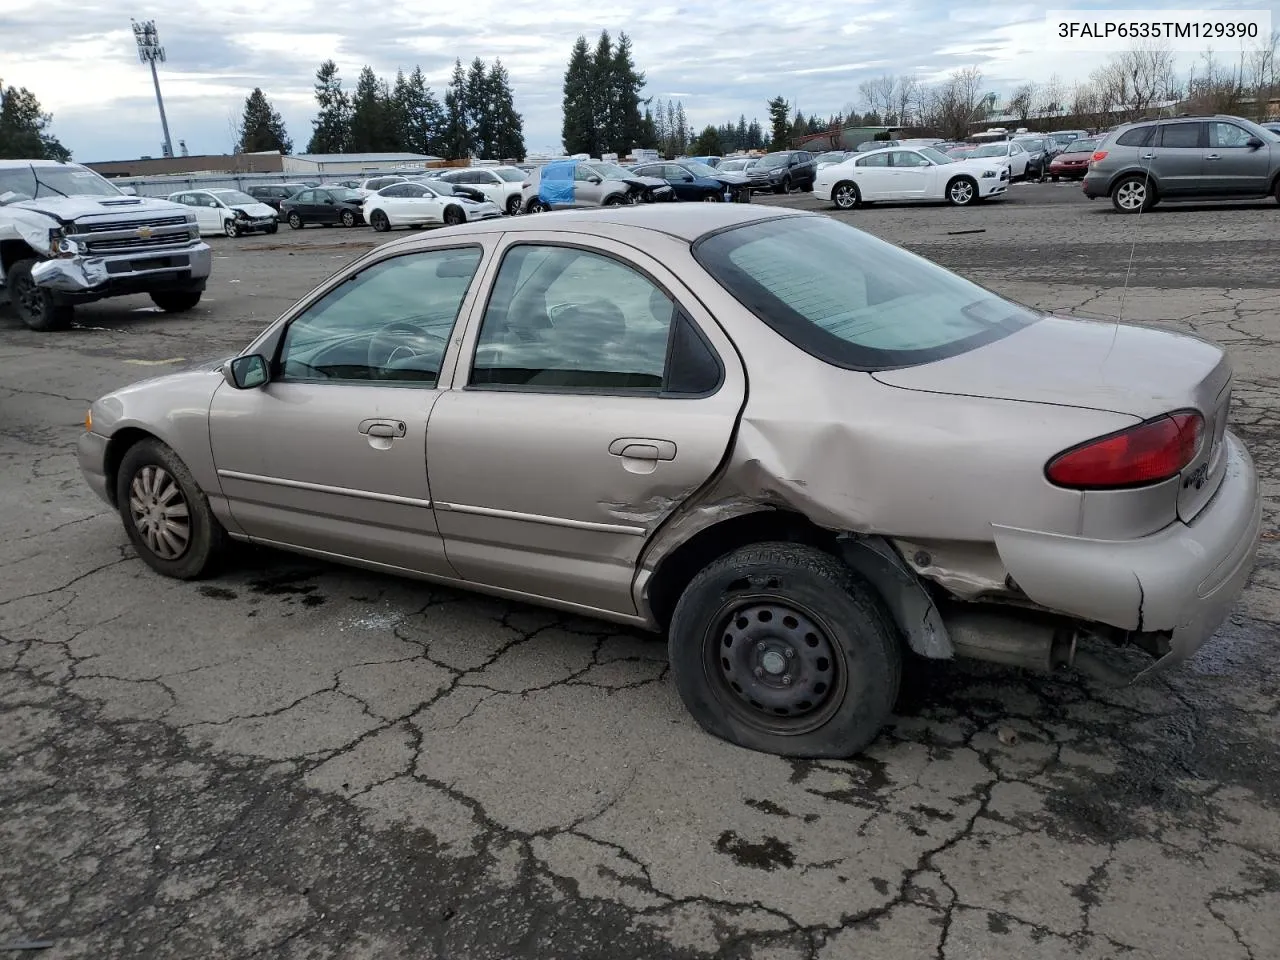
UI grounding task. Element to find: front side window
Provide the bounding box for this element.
[495,168,524,182]
[890,151,930,168]
[470,245,678,391]
[278,247,483,385]
[1209,122,1253,148]
[693,216,1039,371]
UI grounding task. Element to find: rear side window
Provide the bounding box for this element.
[693,216,1039,371]
[1158,122,1202,148]
[1115,126,1155,147]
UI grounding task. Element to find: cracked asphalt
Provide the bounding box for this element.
[2,181,1278,959]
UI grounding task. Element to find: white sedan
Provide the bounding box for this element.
[433,166,526,215]
[963,140,1032,180]
[166,188,279,237]
[815,146,1010,209]
[362,180,502,232]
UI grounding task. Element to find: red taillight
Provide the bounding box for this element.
[1090,150,1108,163]
[1046,411,1203,489]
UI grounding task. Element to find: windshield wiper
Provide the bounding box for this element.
[30,164,69,199]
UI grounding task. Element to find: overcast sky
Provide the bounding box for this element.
[1,1,1275,161]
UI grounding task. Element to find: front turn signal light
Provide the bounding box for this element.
[84,409,92,432]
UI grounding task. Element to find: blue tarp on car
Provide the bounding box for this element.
[539,160,576,206]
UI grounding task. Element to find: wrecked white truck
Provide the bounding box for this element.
[0,159,211,331]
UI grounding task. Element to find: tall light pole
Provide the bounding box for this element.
[132,18,174,158]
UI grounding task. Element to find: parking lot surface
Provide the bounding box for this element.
[2,182,1278,959]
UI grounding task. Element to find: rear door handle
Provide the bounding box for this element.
[1139,153,1156,160]
[359,418,406,438]
[1204,153,1221,160]
[609,437,676,461]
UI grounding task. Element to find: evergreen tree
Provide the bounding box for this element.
[590,31,614,154]
[638,106,657,150]
[747,119,763,149]
[235,87,292,154]
[606,32,645,154]
[561,36,595,154]
[306,60,350,153]
[653,99,669,153]
[400,66,445,156]
[735,115,748,149]
[789,111,808,145]
[387,69,411,150]
[442,59,472,159]
[464,58,492,158]
[487,60,526,160]
[767,96,790,149]
[0,80,70,160]
[673,101,689,154]
[690,125,720,156]
[348,66,387,152]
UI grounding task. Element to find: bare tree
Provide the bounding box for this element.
[894,74,919,127]
[928,66,985,139]
[868,74,898,124]
[857,79,879,115]
[1185,48,1247,115]
[1036,74,1067,120]
[1246,30,1279,117]
[1007,82,1037,123]
[1116,42,1179,117]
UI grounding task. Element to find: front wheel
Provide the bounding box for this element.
[774,176,791,195]
[6,259,73,331]
[668,542,901,758]
[265,222,279,234]
[287,212,303,229]
[603,195,628,206]
[506,195,523,215]
[340,210,356,227]
[702,191,722,202]
[370,209,391,232]
[525,199,545,214]
[149,290,202,313]
[946,176,978,206]
[832,181,859,210]
[443,205,465,226]
[223,218,239,238]
[116,439,228,580]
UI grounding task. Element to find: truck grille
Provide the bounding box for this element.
[77,216,188,234]
[76,216,194,255]
[84,233,192,253]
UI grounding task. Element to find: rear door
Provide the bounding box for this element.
[1153,121,1205,194]
[424,232,746,617]
[1204,120,1271,195]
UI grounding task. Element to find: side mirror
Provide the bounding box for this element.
[222,354,269,389]
[587,175,602,184]
[681,173,694,182]
[1247,137,1264,149]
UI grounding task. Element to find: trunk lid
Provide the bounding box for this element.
[873,316,1233,522]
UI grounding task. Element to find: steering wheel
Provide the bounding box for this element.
[367,321,448,378]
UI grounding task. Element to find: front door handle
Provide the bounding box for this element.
[359,418,406,438]
[609,437,676,461]
[1139,153,1156,160]
[1204,153,1221,160]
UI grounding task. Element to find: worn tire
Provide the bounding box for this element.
[6,259,73,332]
[668,542,902,758]
[287,212,303,229]
[115,438,228,580]
[149,290,202,313]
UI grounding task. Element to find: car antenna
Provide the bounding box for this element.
[1105,97,1158,364]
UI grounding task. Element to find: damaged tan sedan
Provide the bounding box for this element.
[78,206,1262,758]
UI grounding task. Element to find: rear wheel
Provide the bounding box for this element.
[6,259,73,331]
[340,209,356,227]
[668,542,901,758]
[1272,176,1280,204]
[287,212,303,229]
[1112,174,1155,213]
[149,290,202,313]
[525,199,545,213]
[703,190,722,202]
[116,439,228,580]
[265,222,279,234]
[370,209,391,232]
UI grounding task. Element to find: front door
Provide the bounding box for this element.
[208,243,491,576]
[887,150,930,199]
[425,233,746,617]
[191,193,222,233]
[1204,120,1272,195]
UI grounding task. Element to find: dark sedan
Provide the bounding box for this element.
[279,187,366,229]
[245,183,309,218]
[630,160,752,202]
[1046,137,1101,181]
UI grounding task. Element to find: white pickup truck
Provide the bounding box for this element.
[1,159,212,331]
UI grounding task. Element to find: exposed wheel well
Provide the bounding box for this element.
[645,509,839,631]
[1,239,39,278]
[103,427,157,507]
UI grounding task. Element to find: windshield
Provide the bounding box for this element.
[681,160,720,177]
[721,159,754,170]
[755,153,789,169]
[693,216,1038,370]
[971,144,1010,157]
[919,147,954,165]
[495,168,524,182]
[331,188,363,201]
[0,163,122,204]
[587,162,636,180]
[1014,139,1045,151]
[213,190,258,206]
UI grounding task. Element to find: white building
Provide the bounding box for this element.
[281,153,443,175]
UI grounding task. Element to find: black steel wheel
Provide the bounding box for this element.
[115,438,228,579]
[669,542,901,758]
[6,259,72,331]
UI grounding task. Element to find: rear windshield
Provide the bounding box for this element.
[693,216,1039,370]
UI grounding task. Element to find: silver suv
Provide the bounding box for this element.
[1082,115,1280,213]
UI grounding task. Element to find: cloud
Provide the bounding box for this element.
[1,0,1273,160]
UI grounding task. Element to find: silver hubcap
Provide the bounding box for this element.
[129,465,191,560]
[1118,182,1145,209]
[835,186,856,208]
[225,220,236,236]
[951,181,974,203]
